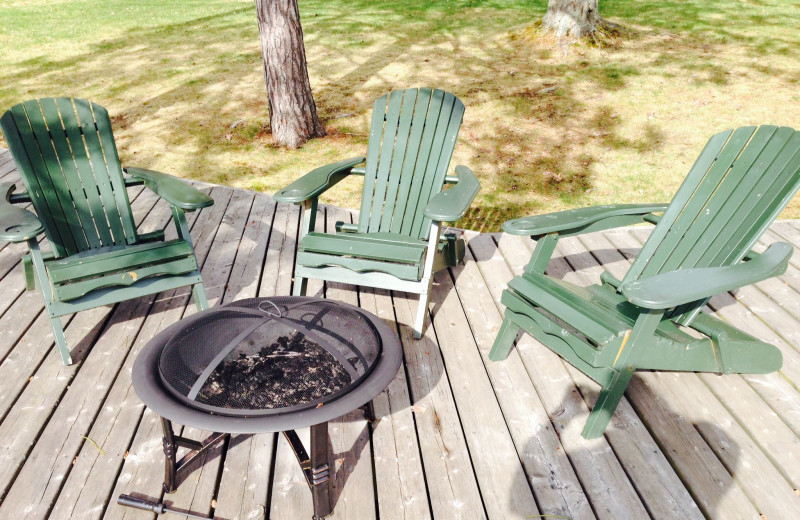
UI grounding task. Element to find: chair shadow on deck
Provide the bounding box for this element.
[66,283,208,366]
[507,380,743,520]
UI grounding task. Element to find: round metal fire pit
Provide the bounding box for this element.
[133,296,402,434]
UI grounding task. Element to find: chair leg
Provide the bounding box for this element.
[488,313,521,361]
[581,366,635,439]
[413,222,441,339]
[192,283,209,311]
[413,289,430,339]
[50,315,72,365]
[293,277,308,296]
[23,255,36,291]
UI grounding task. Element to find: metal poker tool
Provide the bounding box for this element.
[117,494,213,520]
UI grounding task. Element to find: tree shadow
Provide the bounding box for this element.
[508,381,742,519]
[3,0,797,230]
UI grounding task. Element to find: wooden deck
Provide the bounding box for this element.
[2,146,800,520]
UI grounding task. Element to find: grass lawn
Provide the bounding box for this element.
[1,0,799,231]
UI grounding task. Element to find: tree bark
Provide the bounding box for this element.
[542,0,600,39]
[254,0,325,148]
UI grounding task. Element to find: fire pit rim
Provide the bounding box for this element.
[132,296,403,434]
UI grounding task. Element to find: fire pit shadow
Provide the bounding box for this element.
[168,430,252,491]
[326,409,374,507]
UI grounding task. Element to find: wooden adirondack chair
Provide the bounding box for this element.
[0,98,213,365]
[490,125,800,439]
[274,88,479,337]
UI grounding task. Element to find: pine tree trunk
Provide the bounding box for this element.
[255,0,325,148]
[542,0,600,39]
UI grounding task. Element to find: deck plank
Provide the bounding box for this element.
[163,189,259,519]
[464,234,595,520]
[392,290,486,519]
[101,188,237,520]
[0,295,153,519]
[267,205,326,520]
[212,193,276,520]
[429,255,540,519]
[361,287,432,520]
[0,149,799,520]
[663,371,800,518]
[324,206,377,520]
[492,233,651,520]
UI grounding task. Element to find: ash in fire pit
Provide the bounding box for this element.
[197,331,353,410]
[156,297,381,417]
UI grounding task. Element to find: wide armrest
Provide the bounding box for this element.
[620,242,793,309]
[274,156,365,204]
[423,166,480,222]
[502,203,669,237]
[0,183,45,242]
[124,167,214,210]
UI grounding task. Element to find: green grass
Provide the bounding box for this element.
[2,0,800,231]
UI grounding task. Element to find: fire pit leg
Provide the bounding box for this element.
[360,401,376,422]
[283,423,332,519]
[160,418,226,494]
[310,422,332,519]
[161,418,179,493]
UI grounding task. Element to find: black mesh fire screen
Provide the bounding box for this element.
[157,298,382,416]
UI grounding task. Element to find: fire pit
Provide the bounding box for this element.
[129,296,402,519]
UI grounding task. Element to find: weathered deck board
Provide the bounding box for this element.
[493,233,651,520]
[570,228,791,519]
[463,235,594,520]
[363,286,432,520]
[324,206,377,520]
[0,156,799,520]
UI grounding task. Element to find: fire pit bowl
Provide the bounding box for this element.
[129,296,402,519]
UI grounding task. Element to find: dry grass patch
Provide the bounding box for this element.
[2,0,800,231]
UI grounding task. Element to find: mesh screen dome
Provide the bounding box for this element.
[157,298,382,416]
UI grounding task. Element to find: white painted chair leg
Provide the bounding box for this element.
[293,277,308,296]
[412,221,441,339]
[413,287,430,339]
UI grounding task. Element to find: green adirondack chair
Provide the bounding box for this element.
[0,98,213,365]
[490,125,800,439]
[274,88,479,337]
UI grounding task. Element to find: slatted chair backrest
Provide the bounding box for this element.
[357,88,465,240]
[0,98,138,258]
[622,125,800,324]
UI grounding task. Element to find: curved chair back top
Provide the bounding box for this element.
[357,88,464,240]
[1,98,137,257]
[623,125,800,323]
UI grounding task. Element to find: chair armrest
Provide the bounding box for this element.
[502,203,669,237]
[0,183,45,242]
[124,167,214,210]
[274,156,365,204]
[423,166,480,222]
[620,242,793,309]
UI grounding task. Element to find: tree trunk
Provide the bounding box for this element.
[254,0,325,148]
[542,0,600,39]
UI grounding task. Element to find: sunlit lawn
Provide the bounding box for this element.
[1,0,799,231]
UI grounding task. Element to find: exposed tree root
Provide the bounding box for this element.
[514,18,636,52]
